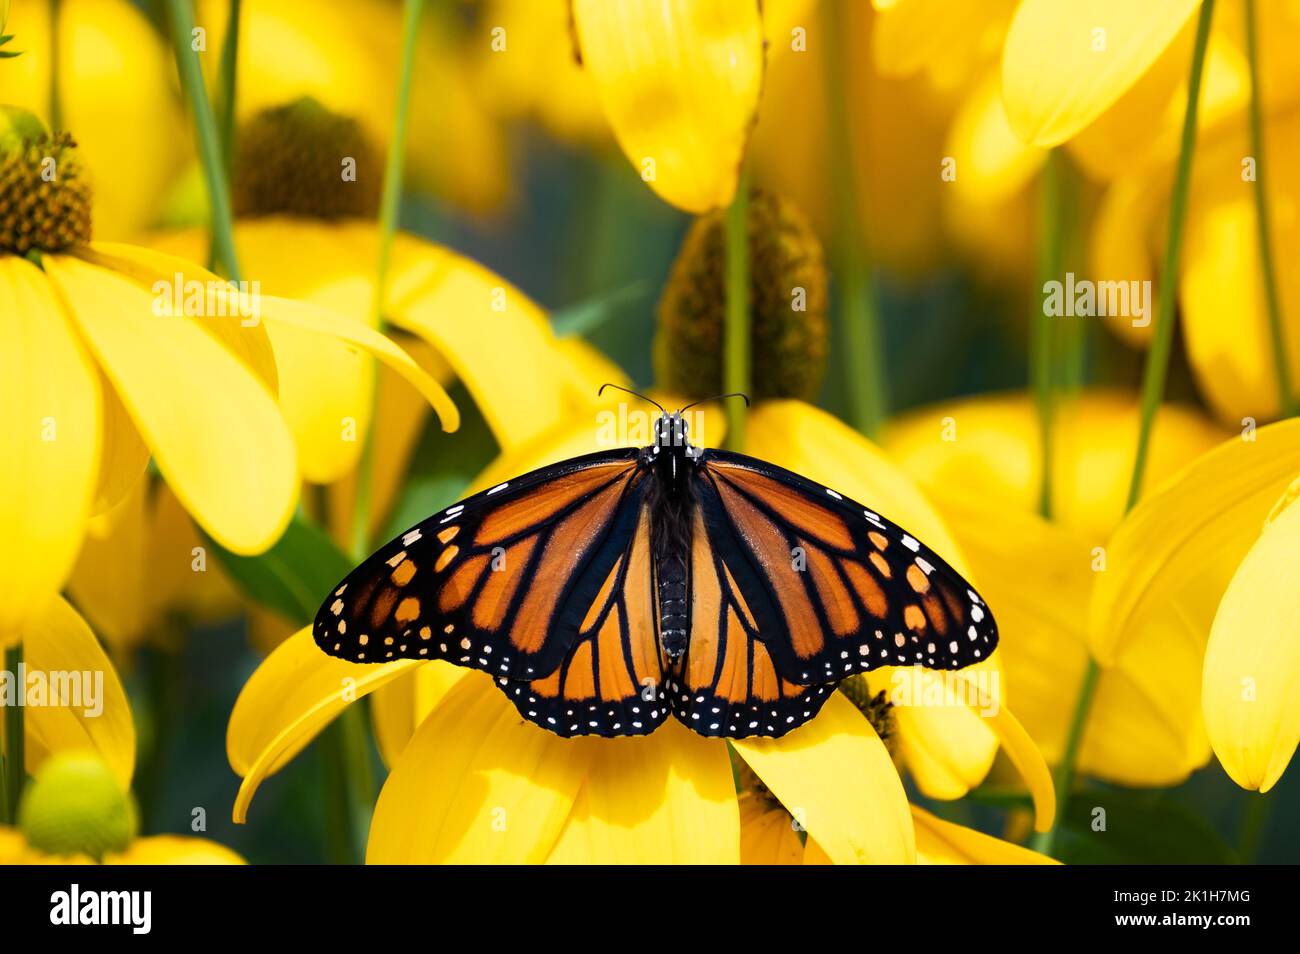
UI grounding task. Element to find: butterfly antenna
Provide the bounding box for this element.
[598,383,667,415]
[678,392,751,413]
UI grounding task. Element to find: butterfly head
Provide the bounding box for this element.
[653,411,690,449]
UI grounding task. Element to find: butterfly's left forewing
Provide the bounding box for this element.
[314,449,647,685]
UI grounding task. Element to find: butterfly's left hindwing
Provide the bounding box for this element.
[313,449,648,687]
[692,451,997,689]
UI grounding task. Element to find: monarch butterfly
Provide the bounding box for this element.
[314,390,996,739]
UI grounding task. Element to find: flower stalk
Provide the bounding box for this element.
[823,0,886,438]
[724,166,750,452]
[1034,0,1217,857]
[1245,0,1296,418]
[2,643,25,822]
[350,0,424,561]
[167,0,241,281]
[1032,149,1063,520]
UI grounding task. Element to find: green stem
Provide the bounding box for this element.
[1237,792,1272,862]
[1245,0,1296,418]
[724,167,750,452]
[350,0,424,561]
[3,644,26,822]
[167,0,240,281]
[1032,150,1063,520]
[209,0,242,271]
[1124,0,1215,511]
[319,705,375,865]
[1033,0,1217,858]
[47,0,62,131]
[824,0,886,437]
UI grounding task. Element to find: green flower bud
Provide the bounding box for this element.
[19,753,138,862]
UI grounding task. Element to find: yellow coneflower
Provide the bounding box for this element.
[195,0,508,214]
[0,109,456,643]
[152,97,604,495]
[5,0,186,239]
[1087,417,1300,792]
[883,391,1227,786]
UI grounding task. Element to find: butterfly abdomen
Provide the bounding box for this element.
[658,554,689,659]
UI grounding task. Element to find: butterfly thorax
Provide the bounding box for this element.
[646,413,700,659]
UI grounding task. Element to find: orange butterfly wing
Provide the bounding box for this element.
[314,450,648,687]
[673,451,995,738]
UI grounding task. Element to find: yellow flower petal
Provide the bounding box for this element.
[738,792,804,865]
[911,805,1059,865]
[81,243,279,391]
[943,670,1056,833]
[22,597,136,790]
[571,0,764,213]
[1202,485,1300,792]
[44,255,299,555]
[367,674,590,863]
[258,293,459,437]
[1180,108,1300,425]
[227,627,418,822]
[747,399,972,578]
[369,661,468,768]
[65,481,150,650]
[947,71,1048,206]
[941,496,1205,786]
[1001,0,1202,147]
[546,721,739,863]
[868,664,1001,800]
[873,0,1016,90]
[882,390,1225,541]
[0,257,100,640]
[1088,174,1164,348]
[91,376,150,516]
[1090,418,1300,666]
[105,835,246,865]
[734,692,915,865]
[385,232,562,450]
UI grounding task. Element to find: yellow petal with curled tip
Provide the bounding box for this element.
[939,494,1206,786]
[385,230,560,450]
[1203,486,1300,792]
[22,598,136,790]
[953,673,1056,833]
[571,0,764,213]
[734,692,915,864]
[546,720,739,863]
[1001,0,1202,147]
[746,399,972,579]
[367,674,590,863]
[104,836,246,865]
[0,257,100,641]
[1089,418,1300,667]
[911,805,1059,865]
[257,293,459,436]
[44,255,299,556]
[227,627,418,822]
